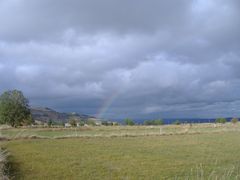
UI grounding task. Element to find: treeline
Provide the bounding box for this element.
[48,117,240,128]
[144,119,164,125]
[215,117,239,124]
[123,118,239,126]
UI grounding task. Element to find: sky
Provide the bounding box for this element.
[0,0,240,120]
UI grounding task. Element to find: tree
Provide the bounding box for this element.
[86,119,96,126]
[173,120,181,125]
[79,121,85,126]
[0,90,32,127]
[215,118,226,124]
[48,119,53,127]
[69,118,77,127]
[124,118,135,126]
[231,118,238,124]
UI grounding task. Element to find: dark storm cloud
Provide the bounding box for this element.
[0,0,190,41]
[0,0,240,119]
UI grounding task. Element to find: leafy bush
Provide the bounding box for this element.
[215,118,227,124]
[86,119,96,126]
[173,120,181,125]
[124,118,135,126]
[48,119,53,127]
[79,121,85,126]
[69,119,77,127]
[231,118,238,124]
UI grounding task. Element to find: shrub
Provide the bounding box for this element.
[48,119,53,127]
[69,119,77,127]
[124,118,135,126]
[173,120,181,125]
[86,119,96,126]
[215,118,227,124]
[79,121,85,126]
[231,118,238,124]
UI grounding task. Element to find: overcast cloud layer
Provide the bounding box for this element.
[1,0,240,119]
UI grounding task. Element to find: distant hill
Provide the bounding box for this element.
[30,107,97,124]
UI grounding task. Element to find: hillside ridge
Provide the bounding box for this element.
[30,107,97,123]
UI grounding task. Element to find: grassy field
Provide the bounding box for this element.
[2,124,240,179]
[1,123,240,139]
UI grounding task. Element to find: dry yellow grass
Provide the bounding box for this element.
[1,123,240,140]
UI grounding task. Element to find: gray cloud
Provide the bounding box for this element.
[0,0,240,119]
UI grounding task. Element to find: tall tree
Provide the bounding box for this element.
[0,90,32,127]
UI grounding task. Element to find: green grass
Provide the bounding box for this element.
[4,131,240,179]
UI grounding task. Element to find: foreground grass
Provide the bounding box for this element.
[0,148,9,180]
[4,131,240,179]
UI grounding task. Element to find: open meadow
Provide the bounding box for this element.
[1,123,240,139]
[1,123,240,179]
[1,0,240,179]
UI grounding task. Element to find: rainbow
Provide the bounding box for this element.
[96,90,121,119]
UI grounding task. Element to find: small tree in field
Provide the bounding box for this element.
[69,118,77,127]
[124,118,135,126]
[48,119,53,127]
[215,118,227,124]
[173,120,181,125]
[0,90,32,127]
[231,118,238,124]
